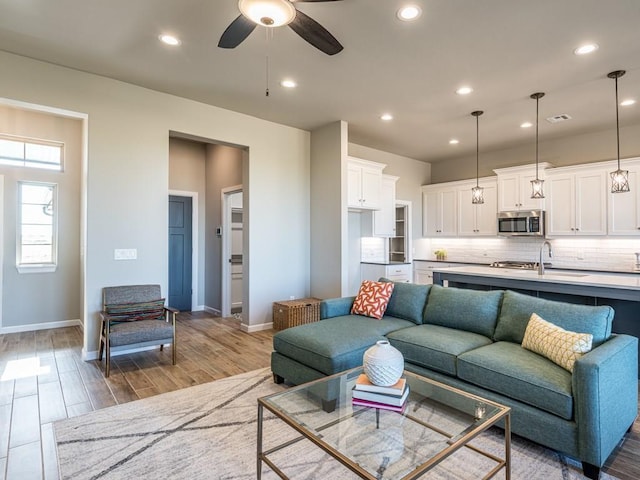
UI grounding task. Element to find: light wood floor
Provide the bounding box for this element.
[0,311,638,479]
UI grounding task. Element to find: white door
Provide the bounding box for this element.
[229,193,243,313]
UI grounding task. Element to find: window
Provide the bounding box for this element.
[17,182,57,272]
[0,134,63,171]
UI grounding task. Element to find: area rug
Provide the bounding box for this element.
[54,368,617,479]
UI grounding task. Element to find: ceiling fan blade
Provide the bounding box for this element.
[218,15,257,49]
[288,9,343,55]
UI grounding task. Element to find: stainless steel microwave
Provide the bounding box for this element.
[497,210,545,237]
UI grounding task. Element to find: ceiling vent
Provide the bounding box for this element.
[546,114,572,124]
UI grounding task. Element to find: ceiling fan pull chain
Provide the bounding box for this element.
[265,55,270,97]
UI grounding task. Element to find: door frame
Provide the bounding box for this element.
[221,184,242,317]
[169,190,199,311]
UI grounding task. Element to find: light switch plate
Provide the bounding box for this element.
[114,248,137,260]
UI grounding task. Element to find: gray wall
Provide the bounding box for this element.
[310,121,347,299]
[0,50,311,351]
[0,104,81,327]
[204,143,242,311]
[168,137,207,308]
[430,122,640,183]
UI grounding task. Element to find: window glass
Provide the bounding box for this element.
[18,182,56,267]
[0,135,63,171]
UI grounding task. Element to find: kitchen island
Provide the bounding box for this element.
[432,265,640,301]
[433,265,640,375]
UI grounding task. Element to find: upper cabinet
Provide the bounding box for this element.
[607,158,640,236]
[347,157,385,210]
[422,184,458,237]
[494,163,551,211]
[546,164,607,236]
[457,178,498,236]
[362,174,399,237]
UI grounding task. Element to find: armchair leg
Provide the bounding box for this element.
[105,340,111,377]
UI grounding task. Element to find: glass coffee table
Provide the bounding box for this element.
[258,367,510,479]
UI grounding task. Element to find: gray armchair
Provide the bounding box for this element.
[98,284,178,377]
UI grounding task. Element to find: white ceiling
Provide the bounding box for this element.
[0,0,639,163]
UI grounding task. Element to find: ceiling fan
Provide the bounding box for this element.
[218,0,344,56]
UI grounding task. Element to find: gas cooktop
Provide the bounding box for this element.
[490,261,538,270]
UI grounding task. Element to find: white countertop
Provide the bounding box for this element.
[432,265,640,292]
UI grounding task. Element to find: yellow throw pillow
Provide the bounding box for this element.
[522,313,593,372]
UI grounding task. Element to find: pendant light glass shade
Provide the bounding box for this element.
[608,70,630,193]
[238,0,296,27]
[530,92,545,199]
[471,110,484,204]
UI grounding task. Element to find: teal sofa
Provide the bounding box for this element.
[271,282,638,479]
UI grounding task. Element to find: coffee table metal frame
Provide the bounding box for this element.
[257,367,511,480]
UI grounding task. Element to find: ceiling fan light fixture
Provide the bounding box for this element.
[238,0,296,27]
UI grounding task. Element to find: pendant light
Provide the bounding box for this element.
[608,70,630,193]
[530,92,545,199]
[471,110,484,204]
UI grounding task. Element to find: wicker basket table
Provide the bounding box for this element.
[272,298,321,331]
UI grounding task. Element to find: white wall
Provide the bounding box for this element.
[0,51,310,353]
[0,104,82,329]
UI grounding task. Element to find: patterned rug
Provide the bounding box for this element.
[54,368,617,479]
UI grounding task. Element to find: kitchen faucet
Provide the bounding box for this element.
[538,241,553,275]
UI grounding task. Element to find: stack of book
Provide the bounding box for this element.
[352,374,409,412]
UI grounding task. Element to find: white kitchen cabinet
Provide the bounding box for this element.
[608,158,640,236]
[362,175,398,237]
[347,157,385,210]
[414,261,453,285]
[361,263,412,283]
[457,179,498,236]
[422,185,457,236]
[494,163,550,211]
[547,166,607,236]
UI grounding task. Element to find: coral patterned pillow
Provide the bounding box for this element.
[351,281,395,319]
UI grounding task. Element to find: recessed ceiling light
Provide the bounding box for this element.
[159,34,181,46]
[520,122,533,128]
[280,79,297,88]
[449,139,459,145]
[397,5,422,21]
[573,43,598,55]
[621,99,636,107]
[456,86,473,95]
[380,113,393,121]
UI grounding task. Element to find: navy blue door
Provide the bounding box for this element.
[168,195,192,311]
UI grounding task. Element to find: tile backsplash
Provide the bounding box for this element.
[416,237,640,273]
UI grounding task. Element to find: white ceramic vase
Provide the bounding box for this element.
[363,340,404,386]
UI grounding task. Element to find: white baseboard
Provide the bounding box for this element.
[191,305,206,312]
[0,318,82,334]
[204,306,221,316]
[240,321,273,333]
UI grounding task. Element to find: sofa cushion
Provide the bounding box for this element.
[351,280,395,319]
[387,324,493,376]
[522,313,593,372]
[494,290,613,346]
[273,315,415,376]
[458,342,574,420]
[380,278,430,324]
[423,285,503,338]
